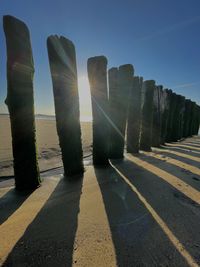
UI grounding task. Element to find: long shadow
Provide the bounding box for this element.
[166,144,200,152]
[139,152,200,191]
[183,143,200,148]
[0,189,32,225]
[113,159,200,265]
[152,148,200,169]
[95,165,188,267]
[3,176,83,267]
[163,145,200,157]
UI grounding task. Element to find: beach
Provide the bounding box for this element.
[0,115,92,177]
[1,115,200,266]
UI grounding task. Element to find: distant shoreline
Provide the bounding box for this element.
[0,114,92,122]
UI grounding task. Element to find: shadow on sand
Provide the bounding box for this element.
[0,189,32,225]
[111,158,200,265]
[95,164,190,266]
[3,176,83,267]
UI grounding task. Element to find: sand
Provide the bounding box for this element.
[0,115,92,177]
[0,115,200,266]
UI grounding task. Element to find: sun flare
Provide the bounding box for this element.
[78,75,92,122]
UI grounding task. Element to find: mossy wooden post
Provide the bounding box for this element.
[127,76,142,153]
[87,56,109,165]
[140,80,155,151]
[152,85,162,147]
[108,67,120,157]
[3,15,40,190]
[47,35,84,176]
[114,64,134,158]
[160,89,170,144]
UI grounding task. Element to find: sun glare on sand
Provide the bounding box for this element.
[78,75,92,122]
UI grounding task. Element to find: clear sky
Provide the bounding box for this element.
[0,0,200,121]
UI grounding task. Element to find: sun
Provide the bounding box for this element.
[78,75,92,122]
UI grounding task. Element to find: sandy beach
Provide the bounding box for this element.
[0,115,92,177]
[0,114,200,266]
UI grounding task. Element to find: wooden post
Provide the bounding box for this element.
[171,94,185,141]
[152,85,162,147]
[140,80,155,151]
[87,56,109,165]
[3,15,41,190]
[166,91,176,142]
[108,67,120,157]
[183,99,192,138]
[113,64,134,158]
[127,76,142,153]
[160,89,170,144]
[47,35,84,177]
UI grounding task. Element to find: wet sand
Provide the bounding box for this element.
[0,115,200,266]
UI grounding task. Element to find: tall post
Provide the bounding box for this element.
[108,67,120,157]
[166,91,176,142]
[3,15,41,190]
[152,85,162,147]
[127,76,142,153]
[47,35,84,177]
[171,94,185,141]
[87,56,109,165]
[109,64,134,158]
[140,80,155,151]
[188,101,196,136]
[179,95,186,140]
[160,89,170,144]
[183,99,192,138]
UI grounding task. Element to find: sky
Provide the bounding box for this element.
[0,0,200,121]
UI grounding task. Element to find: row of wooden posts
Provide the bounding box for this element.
[3,15,200,191]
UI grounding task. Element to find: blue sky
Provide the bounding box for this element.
[0,0,200,119]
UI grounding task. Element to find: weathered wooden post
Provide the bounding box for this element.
[47,35,84,176]
[3,15,41,190]
[188,101,196,136]
[183,99,192,138]
[87,56,109,165]
[113,64,134,158]
[160,89,170,144]
[140,80,155,151]
[152,85,162,147]
[192,103,200,135]
[166,91,176,142]
[179,95,186,140]
[108,67,120,157]
[127,76,142,153]
[171,94,185,141]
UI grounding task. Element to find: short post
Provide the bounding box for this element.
[47,35,84,177]
[87,56,109,165]
[140,80,155,151]
[3,15,41,190]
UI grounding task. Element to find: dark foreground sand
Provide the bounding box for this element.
[0,116,200,266]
